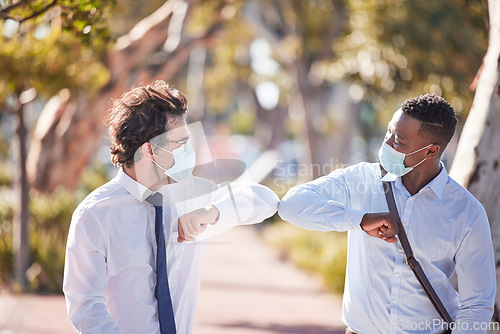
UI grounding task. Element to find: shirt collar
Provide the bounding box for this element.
[381,162,448,199]
[116,167,153,202]
[422,162,448,199]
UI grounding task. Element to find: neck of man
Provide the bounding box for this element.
[401,159,441,196]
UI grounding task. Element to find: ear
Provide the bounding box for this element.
[426,144,441,159]
[141,142,155,160]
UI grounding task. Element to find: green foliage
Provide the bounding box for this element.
[0,163,110,292]
[196,0,488,140]
[28,189,78,292]
[0,23,110,101]
[0,132,9,160]
[285,0,346,62]
[330,0,488,122]
[1,0,114,47]
[0,0,115,105]
[0,192,15,288]
[111,0,166,37]
[199,2,255,115]
[78,162,110,196]
[229,108,256,135]
[0,163,12,187]
[263,220,348,294]
[0,190,77,292]
[0,133,12,186]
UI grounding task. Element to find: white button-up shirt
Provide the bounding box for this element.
[278,162,495,334]
[63,168,279,333]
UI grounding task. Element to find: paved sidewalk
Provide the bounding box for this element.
[193,225,345,334]
[0,292,74,333]
[0,226,345,334]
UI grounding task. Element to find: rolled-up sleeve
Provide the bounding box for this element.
[63,206,123,334]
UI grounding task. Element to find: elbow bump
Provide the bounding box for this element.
[278,198,296,223]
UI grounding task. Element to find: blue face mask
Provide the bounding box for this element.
[151,143,196,182]
[378,142,433,177]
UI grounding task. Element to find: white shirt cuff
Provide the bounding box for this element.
[344,208,365,231]
[211,199,237,227]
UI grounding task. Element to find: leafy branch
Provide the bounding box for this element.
[0,0,58,23]
[0,1,25,17]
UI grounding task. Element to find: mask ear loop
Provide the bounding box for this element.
[148,142,168,171]
[149,145,175,184]
[406,143,434,169]
[151,143,174,154]
[405,143,435,156]
[409,157,427,169]
[151,158,167,172]
[149,142,176,168]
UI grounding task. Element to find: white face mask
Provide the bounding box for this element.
[151,142,196,182]
[378,142,433,177]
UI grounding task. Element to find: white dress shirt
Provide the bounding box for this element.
[63,168,279,333]
[278,162,495,334]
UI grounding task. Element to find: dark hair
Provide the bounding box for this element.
[106,80,188,167]
[401,94,457,150]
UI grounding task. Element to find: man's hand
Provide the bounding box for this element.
[360,213,398,243]
[177,205,220,243]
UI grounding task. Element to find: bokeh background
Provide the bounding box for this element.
[1,0,499,326]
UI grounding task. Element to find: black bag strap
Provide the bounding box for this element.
[380,165,454,326]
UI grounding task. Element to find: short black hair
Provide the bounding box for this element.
[401,94,457,150]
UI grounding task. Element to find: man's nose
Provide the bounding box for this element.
[385,133,395,148]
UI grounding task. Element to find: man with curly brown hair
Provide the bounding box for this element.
[63,81,279,333]
[279,94,495,333]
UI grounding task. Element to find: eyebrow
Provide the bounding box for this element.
[387,124,406,141]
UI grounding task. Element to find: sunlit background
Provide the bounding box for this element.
[0,0,490,300]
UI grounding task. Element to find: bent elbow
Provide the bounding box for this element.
[278,191,300,223]
[255,185,280,220]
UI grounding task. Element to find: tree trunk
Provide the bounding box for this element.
[296,63,356,180]
[27,0,224,192]
[13,100,29,291]
[243,1,351,182]
[449,0,500,325]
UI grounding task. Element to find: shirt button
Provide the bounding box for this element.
[392,325,397,330]
[395,273,400,277]
[399,248,403,253]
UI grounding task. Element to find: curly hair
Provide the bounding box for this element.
[106,81,188,167]
[401,94,457,150]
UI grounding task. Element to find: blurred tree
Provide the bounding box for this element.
[26,0,230,192]
[204,0,488,179]
[322,0,488,168]
[239,1,352,179]
[0,0,114,290]
[449,0,500,321]
[25,0,489,191]
[330,0,488,123]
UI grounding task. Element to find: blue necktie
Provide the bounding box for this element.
[148,193,176,334]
